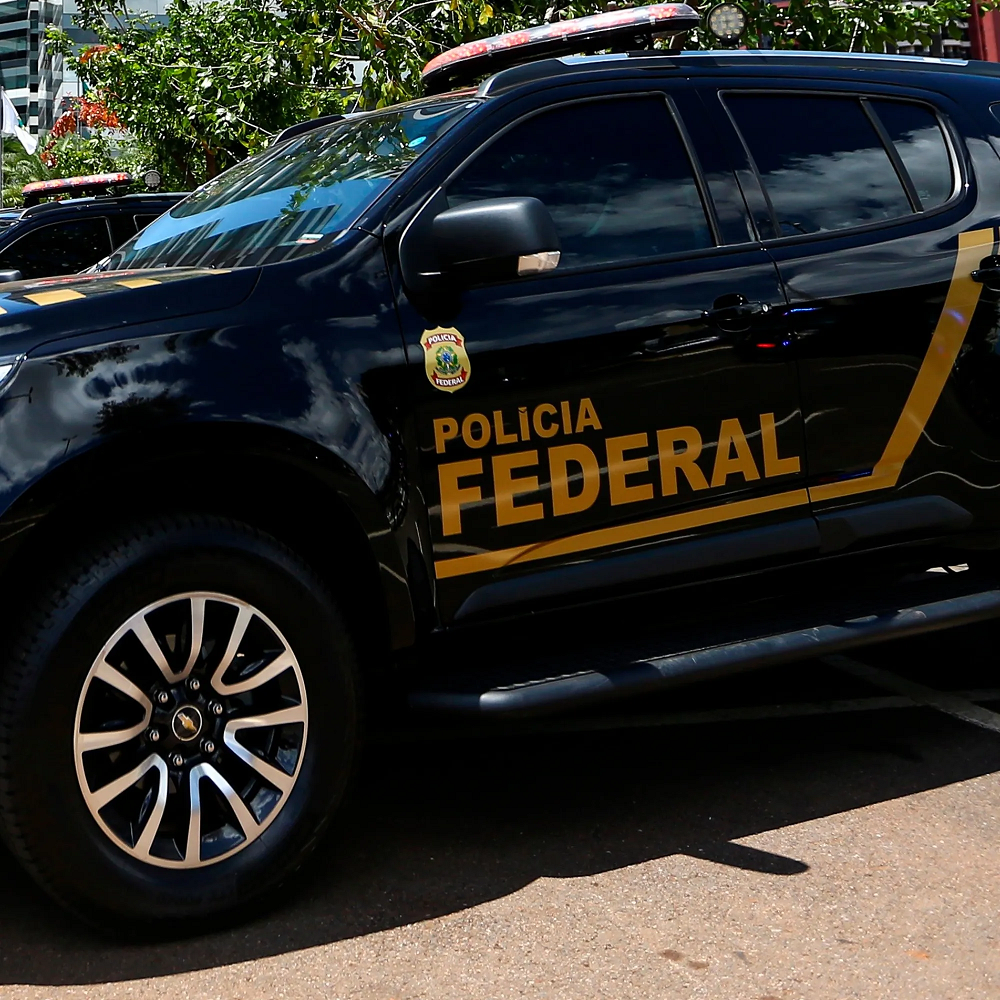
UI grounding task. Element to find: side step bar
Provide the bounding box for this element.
[409,588,1000,717]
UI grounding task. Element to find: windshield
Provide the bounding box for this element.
[103,98,478,271]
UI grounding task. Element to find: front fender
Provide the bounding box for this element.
[0,255,416,647]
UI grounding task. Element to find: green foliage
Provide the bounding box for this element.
[47,0,1000,191]
[47,0,502,187]
[0,133,136,207]
[1,144,50,208]
[691,1,1000,53]
[44,132,118,178]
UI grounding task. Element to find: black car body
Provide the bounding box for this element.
[0,191,184,279]
[4,45,1000,928]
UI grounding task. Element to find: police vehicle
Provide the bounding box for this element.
[0,172,183,280]
[0,3,999,929]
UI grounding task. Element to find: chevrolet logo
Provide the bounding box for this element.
[171,705,203,742]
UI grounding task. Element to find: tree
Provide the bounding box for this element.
[0,120,135,208]
[0,136,132,207]
[1,144,50,208]
[690,1,999,53]
[0,95,133,207]
[47,0,501,187]
[40,96,125,175]
[48,0,999,190]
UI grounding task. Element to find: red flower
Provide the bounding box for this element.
[78,44,119,63]
[48,97,121,143]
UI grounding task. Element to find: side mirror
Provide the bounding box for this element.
[432,197,560,285]
[0,269,22,284]
[399,194,560,299]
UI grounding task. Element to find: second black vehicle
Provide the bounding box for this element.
[0,4,997,931]
[0,172,183,280]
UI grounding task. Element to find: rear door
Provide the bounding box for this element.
[707,81,998,550]
[389,86,813,622]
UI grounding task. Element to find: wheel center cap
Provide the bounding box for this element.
[171,705,204,742]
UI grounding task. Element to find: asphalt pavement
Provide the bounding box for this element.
[3,622,1000,998]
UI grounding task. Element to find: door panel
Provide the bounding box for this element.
[392,93,811,621]
[719,84,1000,545]
[771,227,992,505]
[407,251,807,620]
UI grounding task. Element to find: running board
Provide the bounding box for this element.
[409,588,1000,717]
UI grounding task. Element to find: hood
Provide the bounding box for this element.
[0,267,260,357]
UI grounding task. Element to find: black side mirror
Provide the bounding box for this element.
[0,269,23,284]
[432,197,560,285]
[400,195,560,298]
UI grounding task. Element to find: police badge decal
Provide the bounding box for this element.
[420,327,471,392]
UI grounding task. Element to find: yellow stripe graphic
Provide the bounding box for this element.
[810,227,995,501]
[115,277,161,289]
[435,489,810,579]
[25,289,85,305]
[434,229,994,580]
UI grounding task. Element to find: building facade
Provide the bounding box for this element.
[0,0,62,134]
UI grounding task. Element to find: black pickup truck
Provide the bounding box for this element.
[0,4,998,931]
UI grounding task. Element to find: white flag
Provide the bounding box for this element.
[0,91,36,155]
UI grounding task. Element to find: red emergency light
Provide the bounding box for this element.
[422,3,701,94]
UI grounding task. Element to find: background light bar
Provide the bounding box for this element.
[22,172,132,200]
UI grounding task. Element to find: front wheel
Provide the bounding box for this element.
[0,515,359,930]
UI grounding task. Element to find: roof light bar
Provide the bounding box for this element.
[422,3,701,94]
[22,172,132,207]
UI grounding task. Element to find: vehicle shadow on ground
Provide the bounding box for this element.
[2,677,1000,987]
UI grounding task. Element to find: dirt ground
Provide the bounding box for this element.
[3,624,1000,999]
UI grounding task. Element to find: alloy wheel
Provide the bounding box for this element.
[73,592,308,868]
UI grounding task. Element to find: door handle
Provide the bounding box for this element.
[641,294,787,358]
[972,255,1000,291]
[703,293,772,334]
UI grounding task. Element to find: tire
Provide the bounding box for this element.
[0,514,359,931]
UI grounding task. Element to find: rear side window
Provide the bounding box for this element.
[727,94,913,237]
[869,99,954,210]
[0,217,113,278]
[447,96,713,269]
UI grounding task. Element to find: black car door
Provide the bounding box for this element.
[389,87,814,623]
[708,82,998,551]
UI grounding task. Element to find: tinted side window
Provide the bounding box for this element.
[726,94,911,236]
[0,217,113,278]
[870,100,953,210]
[134,214,161,229]
[447,97,713,269]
